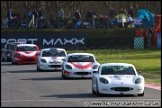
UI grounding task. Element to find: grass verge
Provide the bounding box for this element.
[67,49,161,85]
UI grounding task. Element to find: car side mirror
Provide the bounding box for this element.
[36,52,40,56]
[138,71,143,74]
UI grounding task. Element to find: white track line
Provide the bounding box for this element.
[1,99,161,103]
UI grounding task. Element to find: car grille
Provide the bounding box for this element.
[111,87,133,92]
[23,58,34,61]
[74,72,91,75]
[49,65,61,68]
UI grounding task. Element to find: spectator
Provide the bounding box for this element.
[82,19,91,28]
[85,9,92,24]
[32,8,38,19]
[124,9,128,15]
[125,14,133,28]
[116,16,122,28]
[116,16,126,28]
[92,9,97,17]
[63,16,69,28]
[7,8,14,28]
[15,11,21,28]
[37,16,46,29]
[119,8,124,14]
[110,7,114,20]
[96,15,104,28]
[110,8,118,20]
[28,10,33,20]
[145,26,153,38]
[7,8,14,20]
[11,14,20,28]
[92,9,97,28]
[142,15,148,27]
[128,6,134,18]
[38,8,42,18]
[57,7,64,29]
[15,11,21,20]
[2,16,9,28]
[32,8,39,27]
[153,24,160,46]
[72,16,77,29]
[103,15,108,28]
[74,10,81,22]
[113,8,118,17]
[144,26,153,48]
[75,20,83,29]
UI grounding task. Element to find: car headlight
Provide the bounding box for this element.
[40,58,47,63]
[100,77,109,84]
[66,65,72,69]
[135,78,143,84]
[93,65,99,69]
[15,53,21,57]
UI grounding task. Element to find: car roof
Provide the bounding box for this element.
[17,44,37,47]
[100,63,134,67]
[67,53,94,56]
[41,48,66,52]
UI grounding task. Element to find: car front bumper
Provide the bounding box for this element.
[64,69,98,78]
[39,63,62,70]
[97,84,144,95]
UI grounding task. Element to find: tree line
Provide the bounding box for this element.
[1,1,161,19]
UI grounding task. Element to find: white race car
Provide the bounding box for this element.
[92,63,144,96]
[62,53,100,79]
[37,48,67,71]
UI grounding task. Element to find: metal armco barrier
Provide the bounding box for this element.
[134,37,144,49]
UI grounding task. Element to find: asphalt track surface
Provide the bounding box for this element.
[1,62,161,107]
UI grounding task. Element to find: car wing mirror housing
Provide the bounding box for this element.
[138,70,143,74]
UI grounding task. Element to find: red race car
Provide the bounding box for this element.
[11,44,40,64]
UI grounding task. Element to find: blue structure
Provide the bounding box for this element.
[137,9,154,28]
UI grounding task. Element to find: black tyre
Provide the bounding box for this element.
[138,91,144,96]
[1,57,5,62]
[37,64,40,71]
[92,80,95,94]
[62,70,67,79]
[4,57,7,62]
[37,64,42,72]
[96,81,101,96]
[7,57,11,62]
[12,60,14,64]
[11,59,16,64]
[62,70,64,78]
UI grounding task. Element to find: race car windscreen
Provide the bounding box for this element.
[42,50,66,57]
[10,44,18,50]
[68,55,94,62]
[101,65,136,75]
[17,46,38,51]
